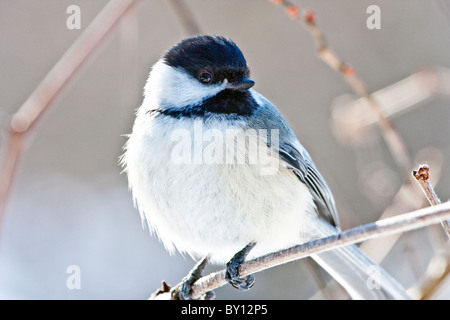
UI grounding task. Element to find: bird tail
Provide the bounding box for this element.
[311,221,411,300]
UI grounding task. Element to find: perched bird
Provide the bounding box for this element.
[122,35,410,299]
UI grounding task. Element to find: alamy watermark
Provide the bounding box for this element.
[366,265,382,290]
[66,265,81,290]
[367,5,381,30]
[170,120,280,176]
[66,5,81,30]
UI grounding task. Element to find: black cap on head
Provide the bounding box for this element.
[163,35,251,86]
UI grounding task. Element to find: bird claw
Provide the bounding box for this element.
[225,242,257,291]
[176,257,215,300]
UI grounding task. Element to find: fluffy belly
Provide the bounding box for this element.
[124,116,318,263]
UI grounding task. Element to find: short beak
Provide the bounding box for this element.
[226,77,255,91]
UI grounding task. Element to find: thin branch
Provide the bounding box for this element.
[0,0,139,230]
[150,201,450,299]
[269,0,412,179]
[330,68,450,146]
[270,2,450,301]
[413,164,450,237]
[413,164,442,206]
[269,3,450,296]
[360,147,444,263]
[406,164,450,299]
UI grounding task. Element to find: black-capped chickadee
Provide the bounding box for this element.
[122,35,410,299]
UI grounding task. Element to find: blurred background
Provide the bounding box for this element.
[0,0,449,299]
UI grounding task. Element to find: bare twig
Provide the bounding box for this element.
[360,147,444,263]
[0,0,139,230]
[269,0,412,179]
[413,165,441,206]
[406,164,450,299]
[413,164,450,237]
[150,201,450,299]
[269,2,450,297]
[331,68,450,146]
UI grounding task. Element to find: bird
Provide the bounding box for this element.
[121,35,410,300]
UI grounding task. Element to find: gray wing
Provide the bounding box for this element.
[249,91,339,227]
[278,141,339,227]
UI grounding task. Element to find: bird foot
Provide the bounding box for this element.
[175,257,215,300]
[225,242,257,291]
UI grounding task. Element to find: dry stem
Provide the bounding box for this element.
[0,0,139,230]
[413,164,450,237]
[150,201,450,299]
[269,0,412,179]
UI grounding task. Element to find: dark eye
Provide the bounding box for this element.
[199,72,212,84]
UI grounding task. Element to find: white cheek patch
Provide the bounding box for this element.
[142,60,226,111]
